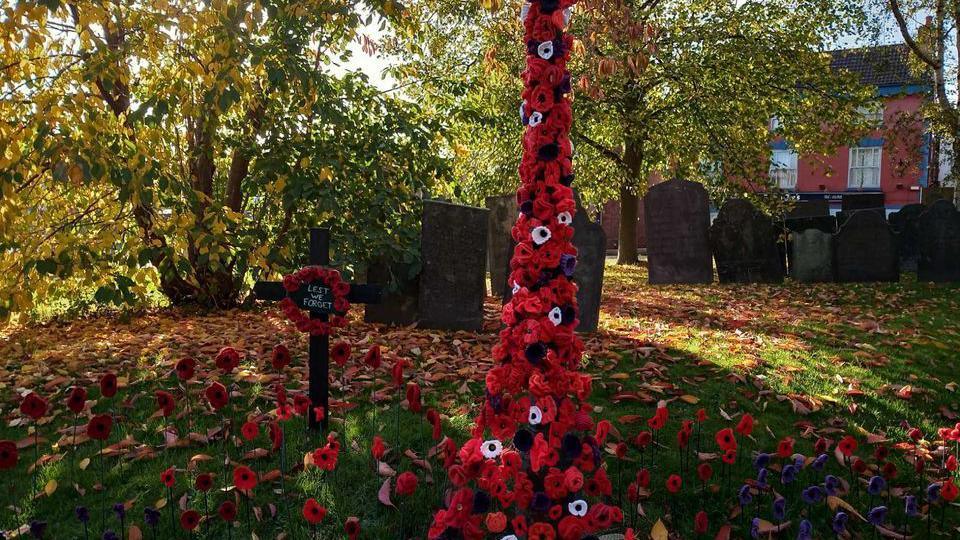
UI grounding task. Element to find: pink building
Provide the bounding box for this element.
[601,44,933,251]
[769,44,931,213]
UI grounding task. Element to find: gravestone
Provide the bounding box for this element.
[842,193,886,213]
[485,195,518,297]
[833,211,899,283]
[570,193,606,333]
[888,203,925,272]
[418,200,489,331]
[363,260,420,326]
[923,186,955,206]
[645,179,713,284]
[838,193,885,225]
[786,200,830,219]
[791,229,834,282]
[917,200,960,282]
[710,199,784,283]
[502,191,605,334]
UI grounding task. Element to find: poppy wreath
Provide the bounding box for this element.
[278,266,351,336]
[429,2,623,539]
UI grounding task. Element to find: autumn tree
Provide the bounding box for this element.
[0,0,445,317]
[384,0,873,264]
[881,0,957,185]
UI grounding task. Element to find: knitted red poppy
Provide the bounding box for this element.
[279,266,350,336]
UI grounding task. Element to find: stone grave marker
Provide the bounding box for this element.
[833,211,899,283]
[644,179,713,284]
[786,200,830,219]
[838,193,885,225]
[418,199,489,331]
[710,199,784,283]
[917,200,960,282]
[570,192,606,333]
[485,194,517,297]
[888,203,924,272]
[791,229,834,282]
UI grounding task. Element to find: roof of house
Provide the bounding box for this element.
[830,43,930,88]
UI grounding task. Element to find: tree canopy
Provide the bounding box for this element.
[384,0,877,262]
[0,0,447,317]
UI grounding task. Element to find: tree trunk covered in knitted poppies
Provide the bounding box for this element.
[429,1,623,538]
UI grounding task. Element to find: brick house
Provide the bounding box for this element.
[601,43,933,252]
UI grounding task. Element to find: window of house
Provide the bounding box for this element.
[848,147,882,189]
[857,104,884,127]
[769,149,798,189]
[770,116,781,131]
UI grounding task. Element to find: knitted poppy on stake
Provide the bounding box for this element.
[429,2,622,538]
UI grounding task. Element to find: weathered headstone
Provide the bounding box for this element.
[790,229,834,282]
[917,200,960,282]
[645,179,713,284]
[888,203,925,272]
[842,193,886,213]
[923,186,956,206]
[502,191,604,334]
[838,193,885,225]
[783,199,835,234]
[570,193,606,333]
[786,200,830,219]
[710,199,784,283]
[833,211,899,283]
[418,200,489,331]
[485,195,518,297]
[363,260,420,326]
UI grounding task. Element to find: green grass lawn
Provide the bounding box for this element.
[0,263,958,538]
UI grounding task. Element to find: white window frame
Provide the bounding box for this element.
[769,149,798,190]
[770,116,781,131]
[848,147,882,189]
[857,104,884,127]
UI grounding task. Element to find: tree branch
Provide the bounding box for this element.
[571,130,628,170]
[888,0,940,68]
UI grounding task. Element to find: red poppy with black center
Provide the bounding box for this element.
[194,473,213,492]
[312,445,338,471]
[722,448,737,464]
[344,516,361,539]
[666,474,682,493]
[86,414,113,441]
[331,342,351,367]
[204,382,229,410]
[0,440,18,470]
[155,390,175,416]
[715,428,737,452]
[874,444,889,462]
[99,373,118,398]
[852,457,867,474]
[364,345,382,369]
[735,413,754,436]
[882,461,898,479]
[66,386,87,414]
[271,344,291,371]
[160,466,176,487]
[175,358,196,381]
[215,347,240,373]
[293,394,311,416]
[218,501,237,522]
[302,498,327,524]
[233,465,257,490]
[180,510,200,531]
[19,392,48,420]
[241,421,259,441]
[838,435,858,457]
[776,437,794,458]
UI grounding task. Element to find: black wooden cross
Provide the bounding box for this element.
[253,228,382,430]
